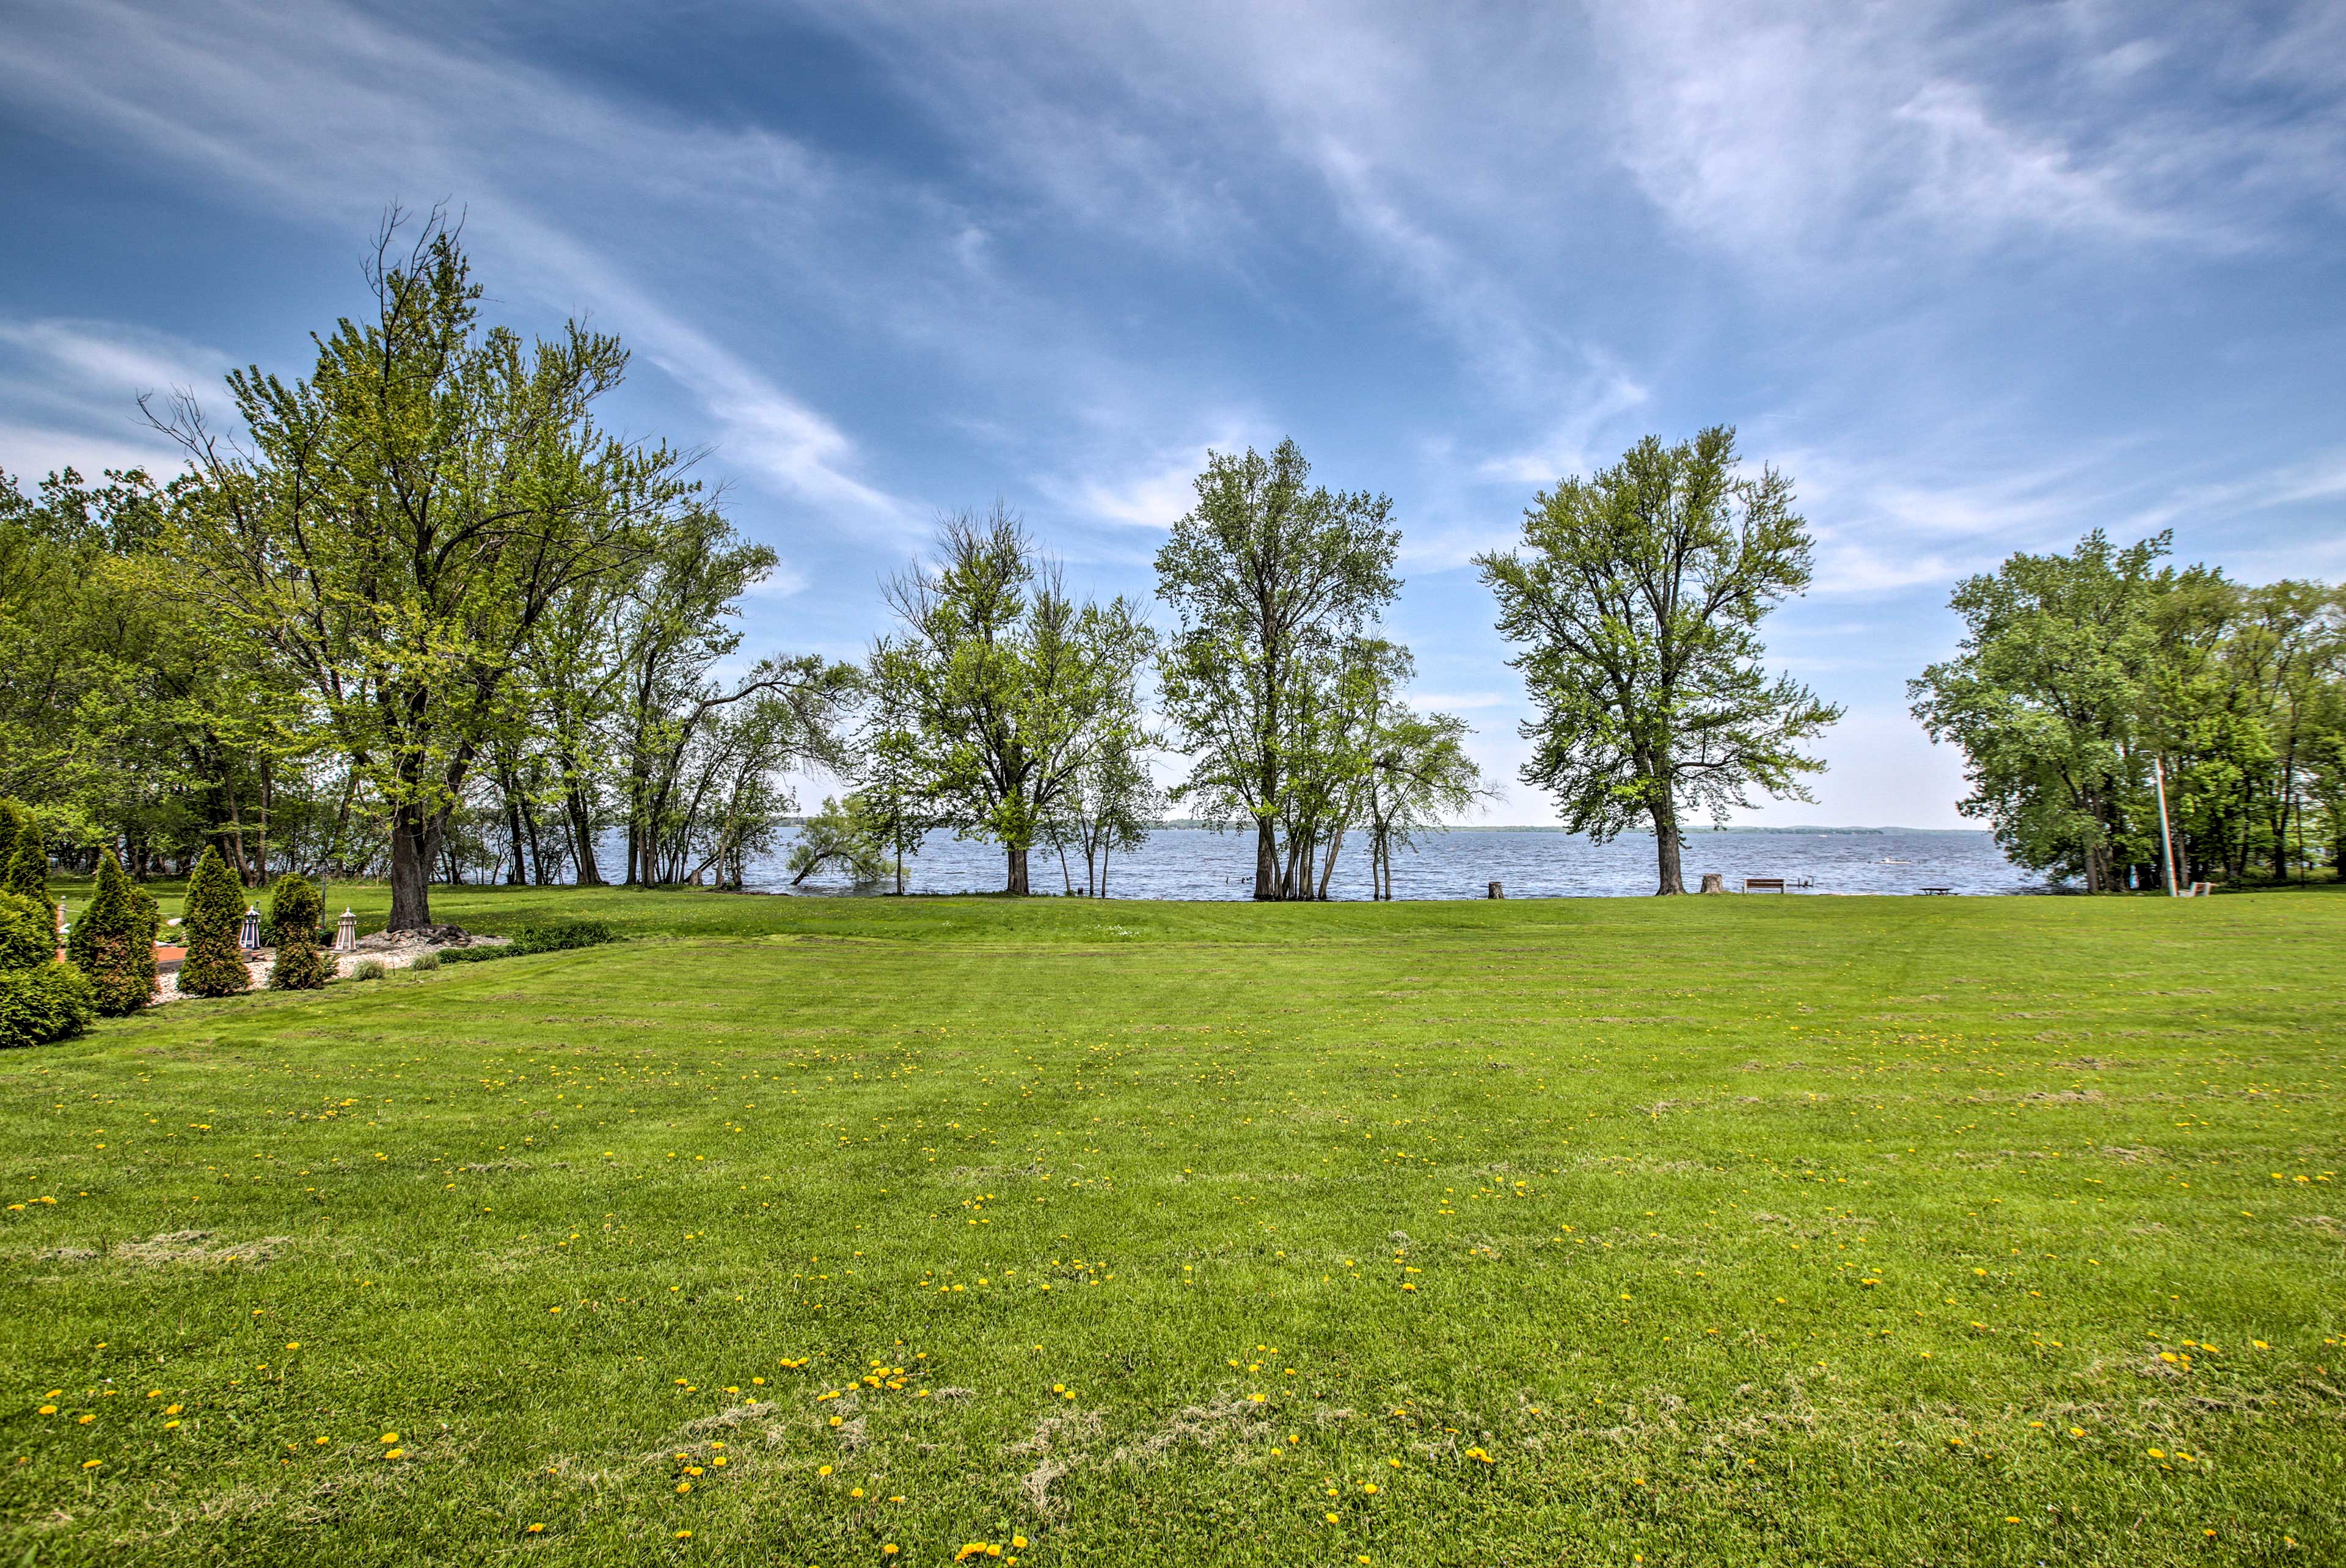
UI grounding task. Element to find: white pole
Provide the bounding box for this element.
[2153,755,2180,897]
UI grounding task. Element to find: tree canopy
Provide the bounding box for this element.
[1478,426,1838,894]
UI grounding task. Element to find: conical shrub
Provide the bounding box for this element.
[4,811,51,916]
[66,848,157,1015]
[178,846,250,997]
[0,800,21,872]
[266,873,327,990]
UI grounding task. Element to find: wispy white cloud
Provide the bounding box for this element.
[0,317,230,480]
[0,0,923,533]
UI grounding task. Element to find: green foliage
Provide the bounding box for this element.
[0,799,20,869]
[0,881,92,1048]
[1910,533,2342,891]
[0,960,95,1049]
[178,845,250,997]
[872,506,1155,894]
[349,958,387,982]
[1362,709,1486,900]
[1155,439,1401,899]
[1478,426,1840,894]
[787,796,896,887]
[436,919,619,966]
[153,212,723,931]
[4,812,51,911]
[407,951,441,974]
[63,848,155,1015]
[0,890,54,971]
[266,873,329,990]
[266,872,323,946]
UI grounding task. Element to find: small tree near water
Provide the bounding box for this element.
[65,848,156,1015]
[267,873,327,990]
[179,847,250,997]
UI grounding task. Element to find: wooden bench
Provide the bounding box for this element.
[1744,878,1786,893]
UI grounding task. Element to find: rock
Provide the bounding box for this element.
[353,924,477,953]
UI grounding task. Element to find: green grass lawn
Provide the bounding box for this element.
[5,890,2344,1565]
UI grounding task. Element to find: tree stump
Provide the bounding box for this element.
[1487,881,1504,899]
[1698,873,1725,894]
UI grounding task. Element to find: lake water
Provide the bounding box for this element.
[750,825,2039,899]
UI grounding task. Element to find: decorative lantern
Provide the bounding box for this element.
[241,905,261,949]
[337,908,357,952]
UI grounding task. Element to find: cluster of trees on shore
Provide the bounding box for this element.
[1912,532,2344,890]
[4,213,2331,914]
[0,215,1508,925]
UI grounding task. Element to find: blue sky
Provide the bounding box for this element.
[4,1,2342,827]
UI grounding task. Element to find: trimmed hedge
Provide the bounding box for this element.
[435,920,619,966]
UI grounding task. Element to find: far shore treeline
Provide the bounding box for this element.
[2,213,2339,923]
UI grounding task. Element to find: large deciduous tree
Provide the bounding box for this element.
[1154,439,1400,900]
[153,210,684,928]
[1479,426,1839,895]
[872,506,1153,894]
[1909,530,2171,891]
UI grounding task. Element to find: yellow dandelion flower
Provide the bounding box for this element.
[82,1459,101,1470]
[527,1523,546,1534]
[676,1481,692,1494]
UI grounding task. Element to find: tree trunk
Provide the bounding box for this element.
[1254,817,1277,900]
[521,792,549,884]
[1650,801,1686,895]
[387,803,434,930]
[569,787,604,885]
[1006,845,1029,895]
[1317,825,1347,900]
[503,782,528,885]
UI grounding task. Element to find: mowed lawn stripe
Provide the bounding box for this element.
[4,892,2342,1564]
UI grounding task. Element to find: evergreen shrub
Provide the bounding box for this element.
[65,849,156,1015]
[266,874,327,991]
[179,847,250,997]
[0,888,94,1048]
